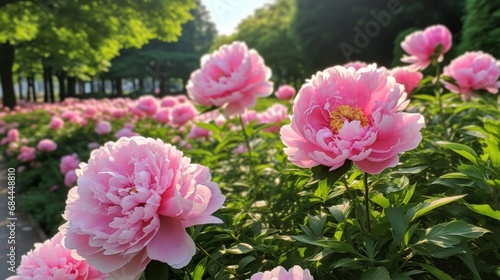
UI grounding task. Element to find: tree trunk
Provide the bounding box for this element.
[43,66,49,102]
[115,78,123,96]
[28,75,36,102]
[100,77,105,94]
[90,77,95,93]
[56,71,66,101]
[67,76,76,97]
[18,76,23,100]
[48,67,54,102]
[78,80,85,95]
[138,77,144,92]
[0,43,16,109]
[159,77,166,97]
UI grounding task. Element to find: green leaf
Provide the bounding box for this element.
[311,160,352,186]
[457,164,485,181]
[413,220,490,249]
[328,198,350,222]
[417,263,454,280]
[391,166,428,175]
[406,195,466,222]
[386,207,408,245]
[192,257,208,279]
[465,203,500,221]
[226,243,253,254]
[314,179,330,202]
[370,192,390,208]
[484,139,500,168]
[292,235,361,255]
[145,260,169,280]
[308,213,327,237]
[360,267,391,280]
[437,141,478,164]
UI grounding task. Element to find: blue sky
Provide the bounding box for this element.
[200,0,275,35]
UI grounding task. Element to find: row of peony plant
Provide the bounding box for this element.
[1,24,500,279]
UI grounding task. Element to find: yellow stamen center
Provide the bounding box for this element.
[329,105,370,134]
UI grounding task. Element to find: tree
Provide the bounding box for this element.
[460,0,500,58]
[291,0,465,74]
[0,0,195,108]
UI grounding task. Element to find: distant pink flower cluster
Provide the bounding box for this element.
[443,51,500,100]
[61,136,225,279]
[95,120,112,135]
[187,41,273,116]
[6,232,107,280]
[17,146,36,162]
[249,266,313,280]
[401,24,452,70]
[49,116,64,130]
[60,154,80,187]
[1,128,19,145]
[257,104,289,132]
[37,139,57,152]
[280,65,425,174]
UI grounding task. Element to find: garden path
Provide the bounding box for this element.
[0,160,45,279]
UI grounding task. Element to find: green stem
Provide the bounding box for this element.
[195,242,237,277]
[238,115,259,188]
[183,267,194,280]
[363,172,371,234]
[434,63,449,140]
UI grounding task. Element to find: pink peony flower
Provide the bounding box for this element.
[64,170,78,187]
[249,266,314,280]
[258,104,289,132]
[187,41,273,116]
[187,125,210,139]
[275,85,296,100]
[154,107,172,124]
[6,232,107,280]
[115,128,138,139]
[343,61,369,70]
[136,96,159,116]
[389,67,423,95]
[171,103,198,127]
[87,142,100,150]
[17,165,26,173]
[7,128,19,142]
[160,96,178,108]
[60,154,80,175]
[443,51,500,100]
[240,110,258,125]
[49,116,64,130]
[95,121,112,135]
[17,146,36,162]
[37,139,57,152]
[401,24,452,70]
[60,136,225,278]
[280,65,425,174]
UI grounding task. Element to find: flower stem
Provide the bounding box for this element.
[434,63,449,140]
[183,267,194,280]
[238,114,259,188]
[195,242,237,277]
[363,172,371,234]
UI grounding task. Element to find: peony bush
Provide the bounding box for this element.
[2,26,500,279]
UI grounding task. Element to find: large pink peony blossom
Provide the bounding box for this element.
[275,85,296,100]
[249,266,314,280]
[6,232,107,280]
[60,136,225,279]
[401,25,452,70]
[187,41,273,116]
[280,65,425,174]
[389,67,423,95]
[37,139,57,152]
[343,61,369,70]
[443,51,500,100]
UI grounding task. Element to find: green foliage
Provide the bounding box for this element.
[460,0,500,57]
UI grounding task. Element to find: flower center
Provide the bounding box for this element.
[329,105,370,134]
